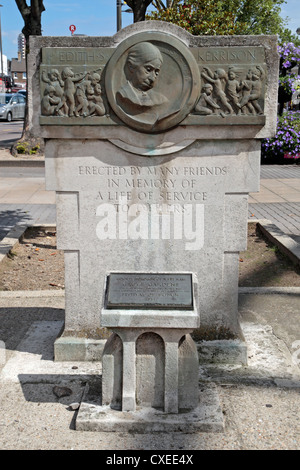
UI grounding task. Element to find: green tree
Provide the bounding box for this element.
[279,28,300,47]
[220,0,287,35]
[152,0,176,7]
[149,0,245,35]
[148,0,290,37]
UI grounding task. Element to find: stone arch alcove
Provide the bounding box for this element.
[136,332,165,409]
[101,332,123,410]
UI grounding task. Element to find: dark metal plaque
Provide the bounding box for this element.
[106,273,193,310]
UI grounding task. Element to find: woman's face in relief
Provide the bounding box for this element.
[130,58,162,91]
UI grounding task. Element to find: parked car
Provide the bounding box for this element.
[16,90,27,98]
[0,93,26,121]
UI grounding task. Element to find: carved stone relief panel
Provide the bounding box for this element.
[39,37,267,132]
[192,46,267,118]
[39,47,114,122]
[41,66,106,118]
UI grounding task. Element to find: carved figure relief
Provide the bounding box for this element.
[195,64,266,117]
[40,67,106,118]
[194,83,222,116]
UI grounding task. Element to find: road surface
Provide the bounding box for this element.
[0,121,23,148]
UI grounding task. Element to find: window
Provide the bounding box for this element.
[22,72,27,79]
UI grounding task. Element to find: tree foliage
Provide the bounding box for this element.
[148,0,291,38]
[279,28,300,47]
[149,0,245,35]
[220,0,287,35]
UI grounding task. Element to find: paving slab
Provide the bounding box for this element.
[76,381,224,433]
[248,202,300,236]
[260,165,300,179]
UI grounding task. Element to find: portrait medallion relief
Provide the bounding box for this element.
[105,32,200,133]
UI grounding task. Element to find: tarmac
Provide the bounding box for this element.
[0,148,299,450]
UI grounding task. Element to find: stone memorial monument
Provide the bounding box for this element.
[29,21,278,430]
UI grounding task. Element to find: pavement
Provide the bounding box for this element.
[0,148,299,450]
[249,165,300,244]
[0,151,55,240]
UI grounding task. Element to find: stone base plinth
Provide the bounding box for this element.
[54,336,106,362]
[75,382,224,433]
[54,335,248,365]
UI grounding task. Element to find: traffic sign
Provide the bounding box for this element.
[69,25,76,35]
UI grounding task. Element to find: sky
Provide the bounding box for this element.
[1,0,299,60]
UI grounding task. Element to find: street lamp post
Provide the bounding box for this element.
[117,0,122,32]
[117,1,133,32]
[0,4,4,93]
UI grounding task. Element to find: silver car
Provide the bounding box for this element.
[0,93,26,121]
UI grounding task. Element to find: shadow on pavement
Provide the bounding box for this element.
[0,208,33,241]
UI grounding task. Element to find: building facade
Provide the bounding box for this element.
[10,57,27,89]
[18,33,26,60]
